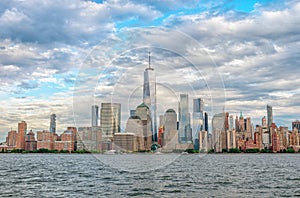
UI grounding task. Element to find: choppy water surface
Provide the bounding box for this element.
[0,153,299,197]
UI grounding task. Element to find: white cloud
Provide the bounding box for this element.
[1,0,300,141]
[0,7,30,23]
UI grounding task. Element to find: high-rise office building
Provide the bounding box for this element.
[100,103,121,138]
[238,112,245,132]
[163,109,178,146]
[135,103,153,150]
[204,112,208,132]
[212,113,225,152]
[143,51,157,142]
[6,130,17,147]
[246,117,252,133]
[292,120,300,132]
[16,121,27,150]
[235,115,239,131]
[267,105,273,129]
[262,116,267,128]
[92,105,99,127]
[50,114,56,133]
[199,130,208,152]
[178,94,192,143]
[193,98,204,112]
[124,115,145,151]
[193,98,204,141]
[225,112,229,130]
[226,130,236,150]
[229,115,234,130]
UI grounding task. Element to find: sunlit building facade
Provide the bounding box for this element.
[267,105,273,129]
[192,98,204,142]
[92,105,99,127]
[16,121,27,150]
[100,103,121,139]
[143,52,157,142]
[212,113,225,152]
[178,94,192,143]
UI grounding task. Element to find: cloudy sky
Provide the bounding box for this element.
[0,0,300,141]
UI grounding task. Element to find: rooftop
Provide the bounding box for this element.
[166,109,176,113]
[137,103,149,109]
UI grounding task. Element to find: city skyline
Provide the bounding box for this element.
[1,0,300,142]
[2,86,300,153]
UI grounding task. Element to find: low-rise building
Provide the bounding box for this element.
[37,130,57,150]
[25,130,37,151]
[77,126,102,151]
[54,128,76,152]
[113,133,138,152]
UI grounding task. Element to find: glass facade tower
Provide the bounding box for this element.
[143,51,157,142]
[193,98,204,140]
[92,105,99,127]
[267,105,273,129]
[100,103,121,138]
[178,94,192,143]
[50,114,56,133]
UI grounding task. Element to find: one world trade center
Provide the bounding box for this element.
[143,50,157,142]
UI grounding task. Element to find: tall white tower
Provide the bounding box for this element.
[143,50,157,142]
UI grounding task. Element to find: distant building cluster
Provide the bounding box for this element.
[1,53,300,153]
[210,106,300,153]
[1,118,78,152]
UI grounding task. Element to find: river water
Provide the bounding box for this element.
[0,153,299,197]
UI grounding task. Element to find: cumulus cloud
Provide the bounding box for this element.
[160,1,300,130]
[0,0,162,44]
[0,0,300,141]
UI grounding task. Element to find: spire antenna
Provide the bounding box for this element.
[148,49,151,69]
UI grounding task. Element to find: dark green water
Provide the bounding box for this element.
[0,153,299,197]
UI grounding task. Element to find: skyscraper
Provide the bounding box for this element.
[204,112,209,132]
[212,113,225,152]
[16,121,27,150]
[292,120,300,132]
[262,116,267,128]
[50,114,56,133]
[178,94,192,143]
[267,105,273,129]
[143,51,157,142]
[225,112,229,130]
[6,130,17,147]
[163,109,178,146]
[246,117,252,133]
[100,103,121,138]
[235,115,239,131]
[193,98,204,142]
[92,105,99,127]
[199,130,208,152]
[229,115,234,130]
[124,113,145,151]
[135,103,153,150]
[238,112,245,132]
